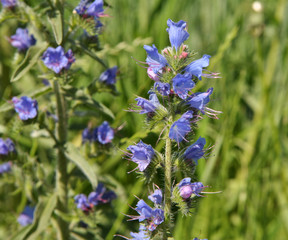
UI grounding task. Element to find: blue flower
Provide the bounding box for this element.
[144,44,168,74]
[193,238,208,240]
[169,111,193,143]
[99,66,118,85]
[166,19,189,50]
[74,0,90,15]
[127,140,155,171]
[1,0,17,8]
[178,178,205,199]
[82,127,94,143]
[0,162,12,174]
[172,73,195,99]
[0,138,15,155]
[10,28,36,51]
[135,92,160,114]
[184,137,206,165]
[187,88,213,112]
[12,96,38,121]
[154,82,170,96]
[96,121,114,144]
[148,189,162,205]
[185,55,211,80]
[88,183,116,205]
[86,0,105,17]
[42,46,75,74]
[17,206,35,226]
[130,226,150,240]
[74,194,92,212]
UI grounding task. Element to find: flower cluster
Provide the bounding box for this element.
[178,178,206,199]
[42,46,75,74]
[12,96,38,121]
[0,138,15,156]
[10,28,36,51]
[74,183,116,213]
[17,206,35,226]
[82,121,114,144]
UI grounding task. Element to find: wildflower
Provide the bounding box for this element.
[1,0,17,8]
[185,54,211,80]
[187,88,213,113]
[95,121,114,144]
[147,67,160,81]
[10,28,36,51]
[154,82,170,96]
[169,111,194,143]
[42,46,75,74]
[172,73,195,99]
[148,189,162,205]
[130,226,150,240]
[184,137,206,165]
[127,140,155,171]
[86,0,105,17]
[74,194,92,212]
[12,96,38,121]
[74,0,90,15]
[17,206,35,226]
[178,178,206,199]
[88,183,116,205]
[0,162,12,174]
[144,44,168,74]
[193,238,208,240]
[135,92,160,114]
[82,127,94,143]
[0,138,15,155]
[99,66,118,85]
[166,19,189,50]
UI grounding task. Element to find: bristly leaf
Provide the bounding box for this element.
[171,186,191,216]
[70,14,97,37]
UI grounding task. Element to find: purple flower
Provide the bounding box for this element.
[86,0,105,17]
[82,127,94,143]
[10,28,36,51]
[187,88,213,112]
[0,138,15,155]
[135,92,160,114]
[74,194,92,212]
[172,73,195,99]
[193,238,208,240]
[12,96,38,121]
[148,189,162,205]
[154,82,170,96]
[185,55,211,80]
[88,183,116,205]
[99,66,118,85]
[166,19,189,50]
[144,44,168,74]
[130,226,150,240]
[184,137,206,165]
[42,46,75,74]
[169,111,193,143]
[147,67,159,81]
[127,140,154,171]
[17,206,35,226]
[74,0,91,15]
[96,121,114,144]
[178,178,205,199]
[1,0,17,8]
[0,162,12,174]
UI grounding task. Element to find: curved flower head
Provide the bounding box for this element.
[10,28,36,51]
[97,121,114,144]
[144,44,167,74]
[86,0,105,17]
[184,137,206,165]
[178,178,205,199]
[99,66,118,85]
[148,189,162,205]
[0,162,12,174]
[169,111,193,143]
[154,82,170,96]
[12,96,38,121]
[166,19,189,50]
[172,73,195,99]
[185,54,211,80]
[127,140,155,171]
[74,194,92,212]
[135,92,160,114]
[17,206,35,226]
[1,0,17,8]
[187,88,213,112]
[42,46,75,74]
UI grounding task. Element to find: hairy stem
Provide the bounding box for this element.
[54,80,70,240]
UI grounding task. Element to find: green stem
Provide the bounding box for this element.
[54,80,70,240]
[164,133,172,237]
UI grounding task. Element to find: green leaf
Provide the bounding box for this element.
[48,10,63,45]
[11,42,49,83]
[66,143,98,189]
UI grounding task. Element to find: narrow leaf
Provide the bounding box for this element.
[48,10,63,45]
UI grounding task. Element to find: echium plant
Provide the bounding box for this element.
[123,19,221,239]
[0,0,119,239]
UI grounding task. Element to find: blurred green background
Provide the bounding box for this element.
[1,0,288,239]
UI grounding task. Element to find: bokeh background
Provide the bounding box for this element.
[1,0,288,239]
